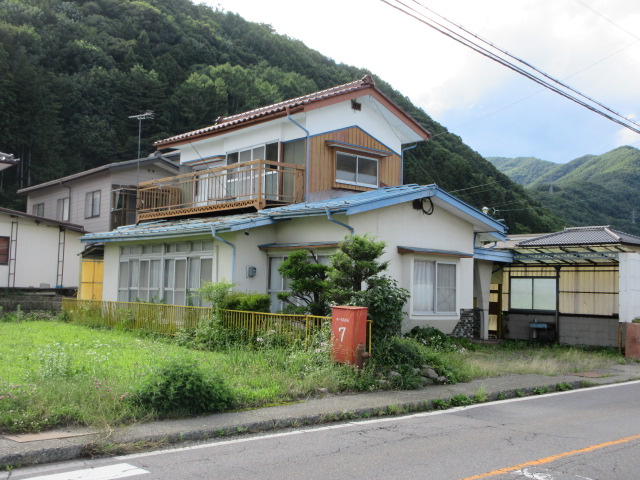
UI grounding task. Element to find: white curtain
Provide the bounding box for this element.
[413,260,435,313]
[436,263,456,312]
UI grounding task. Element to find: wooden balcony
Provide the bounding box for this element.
[137,159,305,221]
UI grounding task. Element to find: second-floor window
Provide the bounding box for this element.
[85,190,101,218]
[32,203,44,217]
[336,152,378,188]
[56,197,70,222]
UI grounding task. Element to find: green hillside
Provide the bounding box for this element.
[0,0,563,233]
[487,156,555,185]
[491,146,640,235]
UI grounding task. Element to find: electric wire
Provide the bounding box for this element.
[406,0,640,131]
[381,0,640,135]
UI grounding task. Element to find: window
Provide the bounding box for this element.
[267,253,331,312]
[510,277,556,310]
[336,152,378,187]
[32,203,44,217]
[56,197,70,222]
[85,190,101,218]
[118,241,215,305]
[0,237,9,265]
[412,260,457,314]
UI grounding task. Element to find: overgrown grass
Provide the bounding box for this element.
[0,319,624,434]
[0,320,375,433]
[452,340,621,379]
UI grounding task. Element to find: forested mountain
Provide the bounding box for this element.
[490,146,640,235]
[487,156,555,185]
[0,0,563,233]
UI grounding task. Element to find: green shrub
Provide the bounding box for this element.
[373,336,427,369]
[220,292,270,312]
[449,394,472,407]
[134,360,234,416]
[406,326,458,352]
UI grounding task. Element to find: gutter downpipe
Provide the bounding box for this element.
[325,207,354,235]
[401,144,417,185]
[211,227,236,283]
[286,108,310,203]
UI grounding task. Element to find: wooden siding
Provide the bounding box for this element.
[308,127,401,194]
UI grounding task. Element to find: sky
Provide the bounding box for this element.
[204,0,640,164]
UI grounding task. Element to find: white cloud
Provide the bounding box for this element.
[204,0,640,161]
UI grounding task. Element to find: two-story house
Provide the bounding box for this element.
[16,153,180,298]
[82,76,507,337]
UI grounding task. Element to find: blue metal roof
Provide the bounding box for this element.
[81,184,506,243]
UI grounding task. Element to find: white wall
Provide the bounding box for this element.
[474,260,494,340]
[620,252,640,322]
[98,199,479,335]
[177,94,411,165]
[102,243,120,301]
[0,213,83,289]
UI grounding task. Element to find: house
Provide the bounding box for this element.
[138,75,431,222]
[18,152,180,233]
[16,152,180,300]
[0,207,84,290]
[80,76,509,336]
[491,226,640,347]
[82,184,506,334]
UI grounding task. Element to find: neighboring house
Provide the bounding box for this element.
[18,152,180,233]
[16,152,180,299]
[0,152,19,172]
[0,207,84,289]
[82,184,507,335]
[491,226,640,347]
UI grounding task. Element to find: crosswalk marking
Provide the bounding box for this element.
[24,463,149,480]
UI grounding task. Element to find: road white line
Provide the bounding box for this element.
[513,466,593,479]
[117,380,640,462]
[24,463,149,480]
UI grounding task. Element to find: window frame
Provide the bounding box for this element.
[0,236,9,265]
[509,276,557,311]
[335,151,379,188]
[85,190,101,219]
[56,197,70,222]
[118,241,216,305]
[32,203,44,217]
[410,258,458,316]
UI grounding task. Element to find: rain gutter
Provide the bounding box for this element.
[286,108,310,203]
[211,226,236,283]
[325,207,354,235]
[401,143,417,185]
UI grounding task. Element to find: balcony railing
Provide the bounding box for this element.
[137,159,305,221]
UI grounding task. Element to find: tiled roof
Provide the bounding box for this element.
[81,184,506,243]
[517,226,640,247]
[154,75,430,147]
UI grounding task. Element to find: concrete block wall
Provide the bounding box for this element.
[505,312,619,347]
[559,315,619,347]
[451,308,478,338]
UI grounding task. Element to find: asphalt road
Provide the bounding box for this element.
[7,381,640,480]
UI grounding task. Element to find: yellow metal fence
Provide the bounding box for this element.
[61,299,331,344]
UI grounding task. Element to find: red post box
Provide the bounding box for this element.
[331,306,368,365]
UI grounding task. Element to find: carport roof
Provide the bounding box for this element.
[510,226,640,265]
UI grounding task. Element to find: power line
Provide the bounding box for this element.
[381,0,640,135]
